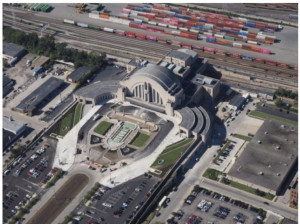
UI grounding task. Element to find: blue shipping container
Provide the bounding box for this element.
[242,55,253,60]
[238,32,248,36]
[35,66,42,73]
[245,22,256,28]
[195,25,203,30]
[265,25,275,29]
[131,21,142,25]
[199,19,207,23]
[206,38,216,42]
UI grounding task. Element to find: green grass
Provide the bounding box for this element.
[74,103,83,125]
[131,132,150,147]
[93,121,113,135]
[59,111,74,136]
[233,134,252,141]
[151,146,189,168]
[226,180,275,200]
[162,139,194,155]
[202,168,221,181]
[213,140,231,164]
[249,111,298,126]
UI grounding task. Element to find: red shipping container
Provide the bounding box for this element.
[182,44,192,49]
[215,49,227,55]
[126,31,135,37]
[253,58,265,63]
[136,34,146,39]
[193,45,204,50]
[180,32,189,38]
[277,63,288,68]
[157,38,167,43]
[204,47,215,52]
[171,40,182,45]
[265,60,277,66]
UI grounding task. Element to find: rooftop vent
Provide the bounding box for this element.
[258,172,264,176]
[276,173,281,176]
[281,124,285,128]
[268,165,271,168]
[284,163,288,166]
[264,131,268,134]
[275,146,281,150]
[257,140,262,144]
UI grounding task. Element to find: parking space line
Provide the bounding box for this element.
[15,185,32,194]
[22,178,38,186]
[88,206,108,214]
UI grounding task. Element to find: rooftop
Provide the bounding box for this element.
[3,76,12,87]
[167,50,191,62]
[192,74,218,87]
[67,66,90,82]
[74,80,119,99]
[3,129,16,148]
[177,49,198,59]
[15,77,64,112]
[33,56,49,68]
[228,119,298,192]
[228,95,246,107]
[3,42,25,58]
[3,116,26,134]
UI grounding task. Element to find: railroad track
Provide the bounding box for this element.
[3,9,298,85]
[3,19,168,59]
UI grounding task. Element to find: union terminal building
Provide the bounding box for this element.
[74,49,220,143]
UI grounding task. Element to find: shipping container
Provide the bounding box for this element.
[103,27,114,33]
[215,49,227,55]
[265,60,277,66]
[126,31,136,37]
[230,52,241,58]
[204,47,215,53]
[77,22,88,28]
[277,63,288,68]
[157,38,167,43]
[88,24,101,30]
[64,19,75,25]
[260,48,271,54]
[146,35,157,41]
[115,30,125,35]
[247,41,258,45]
[182,44,192,49]
[193,45,204,50]
[171,40,181,46]
[242,55,253,61]
[253,58,265,63]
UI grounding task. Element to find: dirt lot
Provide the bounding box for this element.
[4,53,38,89]
[27,173,89,224]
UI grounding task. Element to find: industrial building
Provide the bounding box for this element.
[67,66,91,83]
[227,119,298,195]
[32,56,50,69]
[228,95,246,110]
[3,75,14,98]
[15,77,64,116]
[3,116,26,148]
[3,42,27,65]
[74,49,218,142]
[289,173,298,209]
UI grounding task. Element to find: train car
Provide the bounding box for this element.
[157,38,167,43]
[137,33,146,40]
[192,45,204,51]
[64,19,75,25]
[126,31,136,38]
[88,24,101,30]
[103,27,114,33]
[171,40,181,46]
[265,60,277,66]
[77,22,88,28]
[182,44,192,49]
[277,62,288,68]
[115,30,126,35]
[241,55,253,61]
[215,49,227,55]
[253,58,265,64]
[230,52,241,59]
[146,35,157,41]
[204,47,215,53]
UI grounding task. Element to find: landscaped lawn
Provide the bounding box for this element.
[93,121,113,135]
[151,146,188,168]
[59,111,74,136]
[74,103,83,125]
[131,132,150,147]
[202,168,221,181]
[227,180,275,200]
[233,134,252,141]
[162,138,194,155]
[249,111,298,126]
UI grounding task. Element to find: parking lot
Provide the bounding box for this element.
[177,188,263,224]
[70,174,159,224]
[3,137,57,222]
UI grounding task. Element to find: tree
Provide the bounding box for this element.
[274,98,282,107]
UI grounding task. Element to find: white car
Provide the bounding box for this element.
[15,206,20,210]
[12,161,19,167]
[30,154,38,160]
[25,194,31,199]
[102,202,112,208]
[32,172,39,178]
[101,168,107,173]
[14,170,21,176]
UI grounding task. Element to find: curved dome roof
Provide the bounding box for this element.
[131,66,182,91]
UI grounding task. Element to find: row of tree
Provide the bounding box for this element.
[275,87,298,100]
[3,26,106,72]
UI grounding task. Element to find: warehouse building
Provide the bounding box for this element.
[3,75,14,98]
[67,66,90,83]
[3,42,27,65]
[32,56,49,69]
[228,95,246,110]
[15,77,64,116]
[227,119,298,195]
[3,116,26,148]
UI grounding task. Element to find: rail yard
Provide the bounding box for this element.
[2,3,298,224]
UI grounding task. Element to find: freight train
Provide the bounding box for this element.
[63,19,296,70]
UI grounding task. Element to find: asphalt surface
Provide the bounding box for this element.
[256,104,298,122]
[3,138,57,222]
[70,174,159,224]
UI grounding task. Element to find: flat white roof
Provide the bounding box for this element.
[3,117,26,133]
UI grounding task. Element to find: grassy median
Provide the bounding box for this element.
[131,132,150,147]
[93,121,113,135]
